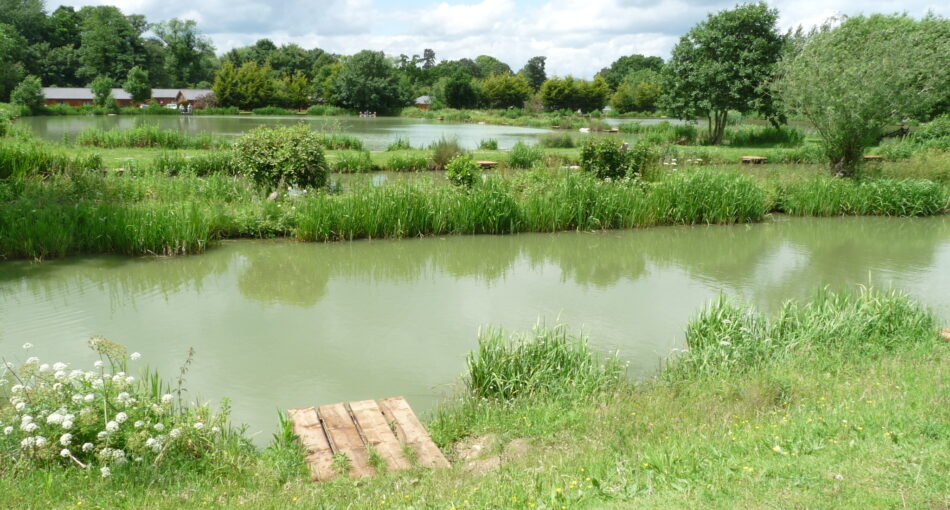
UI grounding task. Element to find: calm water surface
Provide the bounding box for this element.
[16,115,550,150]
[2,216,948,442]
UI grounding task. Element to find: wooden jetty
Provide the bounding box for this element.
[740,155,768,164]
[287,396,449,482]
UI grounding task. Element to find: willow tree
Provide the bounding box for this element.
[775,14,950,176]
[662,2,785,145]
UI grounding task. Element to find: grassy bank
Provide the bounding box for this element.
[1,288,946,508]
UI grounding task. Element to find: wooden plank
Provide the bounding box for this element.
[317,403,375,478]
[287,407,337,482]
[377,397,450,468]
[349,400,411,472]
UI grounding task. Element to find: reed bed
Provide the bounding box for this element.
[74,124,225,150]
[0,140,102,179]
[778,177,948,216]
[148,152,240,176]
[385,152,429,172]
[331,150,377,173]
[251,106,297,115]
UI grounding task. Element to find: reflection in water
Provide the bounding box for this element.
[1,216,948,443]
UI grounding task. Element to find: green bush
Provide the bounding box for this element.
[429,136,464,170]
[194,106,240,115]
[445,154,479,186]
[539,132,575,148]
[231,124,329,188]
[333,151,377,173]
[478,138,498,150]
[150,152,239,176]
[507,141,543,168]
[10,76,45,115]
[314,133,364,150]
[252,106,296,116]
[386,153,429,172]
[305,105,351,116]
[580,138,658,179]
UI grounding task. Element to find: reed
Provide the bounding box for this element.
[332,151,377,173]
[385,152,430,172]
[0,140,102,179]
[779,177,948,216]
[506,141,544,168]
[148,152,240,176]
[75,124,225,150]
[252,107,297,116]
[315,133,364,150]
[724,125,806,147]
[193,106,240,115]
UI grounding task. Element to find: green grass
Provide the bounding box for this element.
[193,106,240,115]
[778,177,948,216]
[251,107,298,116]
[1,289,945,508]
[0,139,103,179]
[331,150,378,173]
[74,124,225,150]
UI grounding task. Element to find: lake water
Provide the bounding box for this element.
[2,216,948,443]
[16,115,551,150]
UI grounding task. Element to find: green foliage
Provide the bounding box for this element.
[387,138,413,151]
[669,288,937,379]
[193,106,239,115]
[150,152,239,176]
[122,66,151,103]
[212,61,239,108]
[76,6,143,82]
[0,139,102,179]
[314,132,363,150]
[231,124,329,188]
[151,19,217,88]
[619,121,698,144]
[539,76,610,112]
[580,138,659,179]
[507,141,543,168]
[251,106,295,116]
[480,73,532,109]
[75,124,223,149]
[332,150,377,173]
[305,104,350,116]
[443,73,479,109]
[445,154,480,187]
[778,177,948,216]
[275,71,311,110]
[910,114,950,144]
[538,133,575,148]
[235,62,274,110]
[89,75,115,109]
[10,75,43,114]
[465,324,624,401]
[776,14,950,176]
[725,126,805,147]
[477,138,498,150]
[334,50,407,112]
[518,56,546,91]
[662,2,785,144]
[385,152,428,172]
[597,54,664,90]
[428,136,464,170]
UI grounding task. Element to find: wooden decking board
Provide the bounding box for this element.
[378,397,450,468]
[286,407,337,482]
[318,403,376,478]
[349,400,411,472]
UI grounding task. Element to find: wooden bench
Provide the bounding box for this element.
[863,155,884,162]
[288,396,449,482]
[476,160,498,169]
[740,156,768,164]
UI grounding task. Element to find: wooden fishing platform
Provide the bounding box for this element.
[287,396,449,482]
[741,155,768,164]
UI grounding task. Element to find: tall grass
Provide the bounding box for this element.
[667,288,938,379]
[193,106,240,115]
[305,105,351,116]
[315,133,364,150]
[466,324,624,401]
[75,124,225,149]
[0,140,102,179]
[332,150,377,173]
[252,106,297,116]
[620,121,698,144]
[429,136,465,170]
[724,126,806,147]
[506,141,544,168]
[149,152,239,176]
[779,177,948,216]
[386,152,429,172]
[387,138,413,151]
[538,132,575,148]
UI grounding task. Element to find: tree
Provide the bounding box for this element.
[662,2,785,144]
[776,14,950,176]
[539,76,608,112]
[89,75,115,108]
[597,54,664,90]
[519,56,546,91]
[474,55,511,77]
[10,75,43,113]
[0,23,26,101]
[633,81,662,111]
[123,66,151,103]
[481,73,532,109]
[612,68,662,113]
[151,19,216,87]
[333,50,405,112]
[422,48,436,70]
[46,6,82,48]
[234,61,274,110]
[442,73,478,109]
[77,6,146,82]
[0,0,46,44]
[212,61,239,107]
[276,71,311,109]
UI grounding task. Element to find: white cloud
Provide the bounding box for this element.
[51,0,950,78]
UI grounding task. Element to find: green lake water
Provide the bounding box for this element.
[2,216,948,442]
[16,115,551,150]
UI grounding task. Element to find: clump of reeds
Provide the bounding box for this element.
[386,152,429,172]
[75,124,224,150]
[506,141,543,168]
[332,151,377,173]
[778,177,948,216]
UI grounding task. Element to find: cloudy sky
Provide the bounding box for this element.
[51,0,949,77]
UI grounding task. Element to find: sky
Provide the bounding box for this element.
[51,0,949,77]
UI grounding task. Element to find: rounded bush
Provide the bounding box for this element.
[232,125,329,188]
[581,138,658,179]
[445,154,480,187]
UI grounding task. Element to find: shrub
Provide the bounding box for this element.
[725,126,805,147]
[507,141,543,169]
[194,106,239,115]
[580,138,658,179]
[539,132,575,148]
[10,76,45,115]
[150,152,239,176]
[387,138,412,151]
[911,114,950,143]
[478,138,498,150]
[386,153,429,172]
[305,105,351,116]
[429,136,464,170]
[0,338,239,475]
[231,124,329,188]
[314,133,363,150]
[333,151,377,173]
[445,154,479,187]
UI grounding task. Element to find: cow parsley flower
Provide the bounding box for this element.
[100,466,111,478]
[193,422,204,430]
[153,423,165,432]
[93,360,104,369]
[134,420,145,428]
[60,433,73,446]
[47,412,64,425]
[115,412,128,424]
[34,436,47,447]
[3,426,12,435]
[82,442,94,452]
[106,421,119,432]
[53,362,68,371]
[15,402,25,411]
[130,352,141,361]
[60,448,71,458]
[62,420,74,430]
[169,428,181,438]
[161,394,173,404]
[38,364,50,372]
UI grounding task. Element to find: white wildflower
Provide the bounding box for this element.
[125,376,135,384]
[54,371,67,381]
[11,384,23,394]
[52,382,64,390]
[3,426,12,435]
[53,362,67,371]
[60,448,71,458]
[130,352,141,361]
[117,392,130,402]
[106,421,119,432]
[22,343,33,349]
[91,379,103,389]
[153,423,165,432]
[34,436,47,447]
[193,422,204,430]
[60,433,73,446]
[93,360,103,369]
[82,442,94,452]
[22,422,39,433]
[21,415,33,424]
[96,431,108,440]
[46,412,64,425]
[169,428,181,439]
[719,341,732,346]
[100,466,111,478]
[211,426,221,434]
[24,357,38,364]
[160,394,173,404]
[20,437,35,448]
[134,420,145,428]
[38,363,50,373]
[115,412,128,424]
[15,402,25,411]
[84,394,94,403]
[62,420,74,430]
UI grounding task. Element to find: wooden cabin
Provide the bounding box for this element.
[42,88,134,107]
[414,95,432,111]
